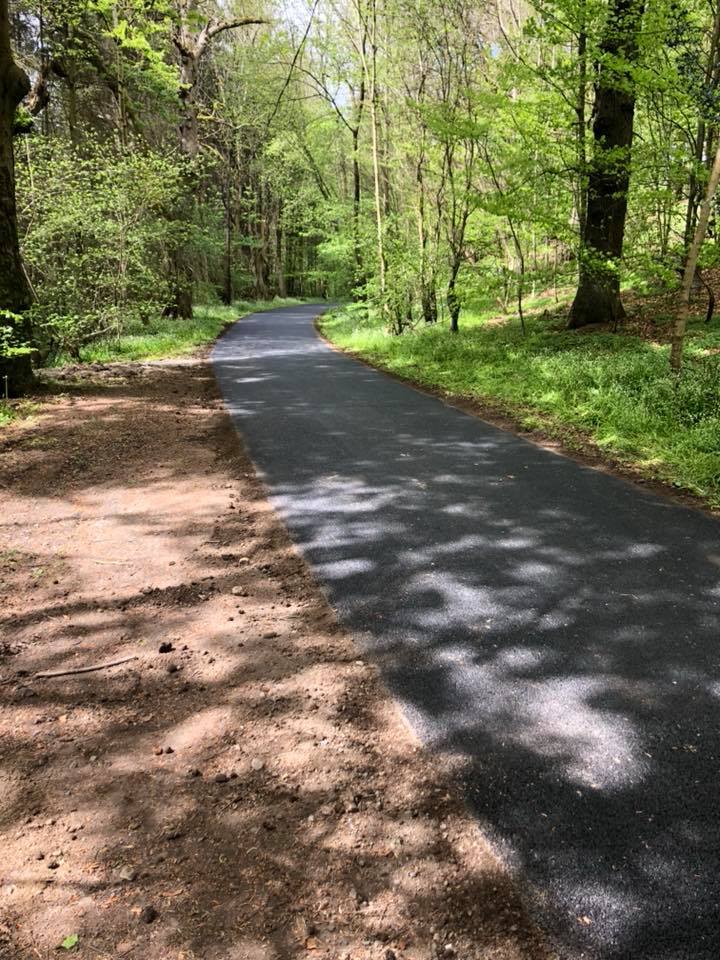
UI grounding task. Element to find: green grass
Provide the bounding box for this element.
[54,298,313,365]
[320,302,720,507]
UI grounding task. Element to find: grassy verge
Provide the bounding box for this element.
[56,298,313,365]
[320,302,720,508]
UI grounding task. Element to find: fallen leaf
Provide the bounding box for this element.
[60,934,79,950]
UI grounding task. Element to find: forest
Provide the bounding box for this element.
[3,2,720,956]
[1,0,720,501]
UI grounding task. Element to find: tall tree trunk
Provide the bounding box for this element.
[277,225,287,298]
[361,0,389,324]
[568,0,644,329]
[351,39,366,292]
[352,125,362,282]
[447,256,461,334]
[670,139,720,372]
[417,151,437,324]
[0,0,33,394]
[221,193,233,306]
[575,7,588,239]
[683,5,720,248]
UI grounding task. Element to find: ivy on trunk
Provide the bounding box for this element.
[0,0,33,394]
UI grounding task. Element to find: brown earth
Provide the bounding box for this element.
[0,355,556,960]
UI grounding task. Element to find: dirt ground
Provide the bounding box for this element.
[0,353,555,960]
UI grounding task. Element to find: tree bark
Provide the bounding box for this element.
[221,192,233,306]
[360,0,389,325]
[447,257,461,333]
[568,0,644,329]
[351,124,362,283]
[670,139,720,372]
[575,9,588,240]
[683,5,720,248]
[0,0,33,394]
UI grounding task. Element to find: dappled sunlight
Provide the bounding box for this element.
[2,352,550,960]
[213,305,720,959]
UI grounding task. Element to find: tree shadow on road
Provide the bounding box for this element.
[0,356,551,960]
[211,306,720,960]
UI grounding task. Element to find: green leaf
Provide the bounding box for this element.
[60,934,79,950]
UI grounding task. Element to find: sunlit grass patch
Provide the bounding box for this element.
[321,304,720,508]
[55,298,315,365]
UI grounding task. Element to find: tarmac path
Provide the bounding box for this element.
[213,304,720,959]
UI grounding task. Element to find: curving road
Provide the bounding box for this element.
[212,304,720,959]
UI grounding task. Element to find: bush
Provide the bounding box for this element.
[16,137,188,360]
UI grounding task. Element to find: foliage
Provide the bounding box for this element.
[4,0,720,466]
[0,311,32,363]
[16,137,188,359]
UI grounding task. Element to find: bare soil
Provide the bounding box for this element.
[0,355,555,960]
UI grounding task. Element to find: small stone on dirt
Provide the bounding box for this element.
[158,642,174,654]
[214,773,229,784]
[118,865,137,882]
[250,758,264,771]
[167,663,179,674]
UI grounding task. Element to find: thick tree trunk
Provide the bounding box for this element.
[568,0,644,329]
[421,284,437,324]
[0,0,33,394]
[178,52,199,160]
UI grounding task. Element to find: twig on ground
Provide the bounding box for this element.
[32,655,138,679]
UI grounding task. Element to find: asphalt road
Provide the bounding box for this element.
[212,303,720,959]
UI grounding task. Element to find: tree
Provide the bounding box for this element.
[568,0,645,328]
[0,0,33,393]
[670,137,720,372]
[167,1,266,318]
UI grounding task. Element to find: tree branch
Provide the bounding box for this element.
[206,16,268,41]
